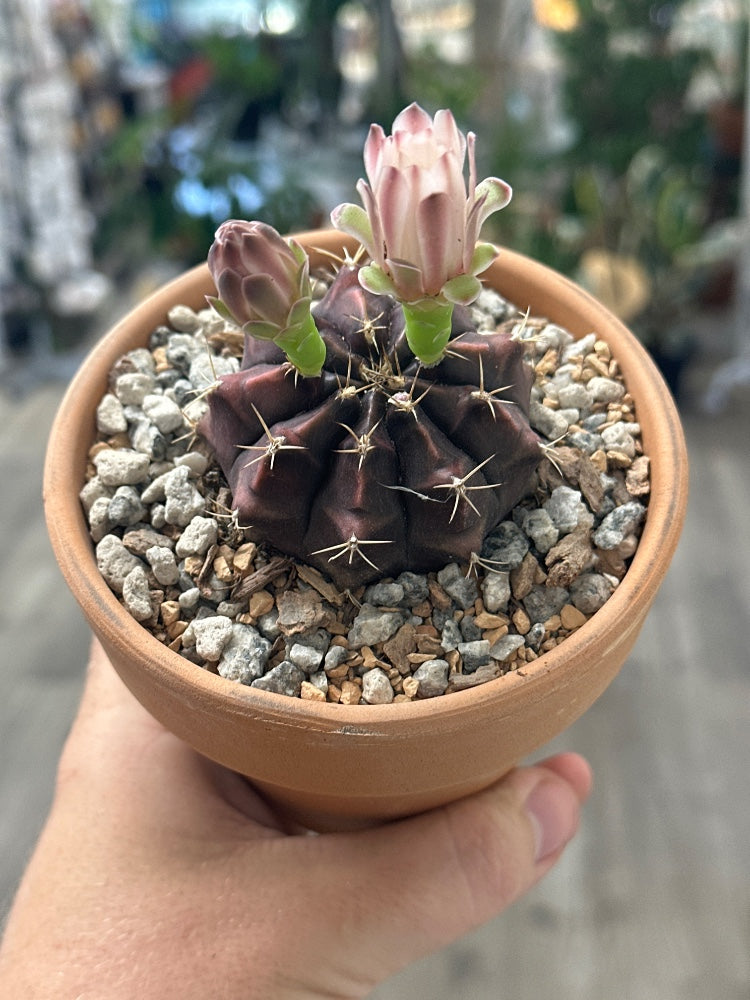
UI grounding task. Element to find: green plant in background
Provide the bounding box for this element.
[567,144,709,392]
[554,0,705,174]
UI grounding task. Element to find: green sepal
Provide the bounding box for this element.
[474,177,513,222]
[359,263,399,298]
[206,295,235,323]
[441,273,482,305]
[470,242,498,275]
[243,320,281,342]
[330,203,374,250]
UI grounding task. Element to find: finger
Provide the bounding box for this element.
[533,751,593,807]
[269,754,591,994]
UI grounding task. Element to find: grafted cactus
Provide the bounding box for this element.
[198,104,541,589]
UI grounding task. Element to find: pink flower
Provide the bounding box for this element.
[331,103,512,305]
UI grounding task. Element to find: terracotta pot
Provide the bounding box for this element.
[44,231,688,830]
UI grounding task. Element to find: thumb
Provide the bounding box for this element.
[298,753,591,992]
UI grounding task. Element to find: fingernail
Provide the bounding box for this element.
[524,779,578,863]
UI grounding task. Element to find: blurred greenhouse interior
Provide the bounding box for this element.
[1,3,749,1000]
[2,0,749,402]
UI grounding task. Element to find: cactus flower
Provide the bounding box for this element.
[207,220,326,376]
[331,103,512,365]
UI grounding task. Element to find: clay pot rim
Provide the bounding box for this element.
[44,232,688,731]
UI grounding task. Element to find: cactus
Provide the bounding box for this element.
[199,105,540,589]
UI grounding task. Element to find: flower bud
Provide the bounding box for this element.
[207,220,325,376]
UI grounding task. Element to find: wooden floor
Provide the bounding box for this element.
[1,335,748,1000]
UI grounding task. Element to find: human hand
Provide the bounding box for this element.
[0,639,591,999]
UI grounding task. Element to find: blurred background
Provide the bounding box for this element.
[2,0,749,397]
[1,2,748,998]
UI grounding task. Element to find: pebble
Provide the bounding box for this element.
[251,661,305,697]
[88,496,113,542]
[544,486,584,534]
[458,640,491,672]
[142,394,185,434]
[96,393,128,435]
[83,285,650,701]
[167,304,203,333]
[362,667,395,704]
[523,585,570,624]
[80,476,111,514]
[413,659,450,697]
[489,634,525,661]
[174,451,210,476]
[288,642,325,673]
[146,545,180,586]
[178,587,201,612]
[115,371,155,405]
[123,346,155,375]
[123,526,174,556]
[175,515,219,557]
[593,501,647,550]
[108,486,145,527]
[324,645,349,671]
[437,618,460,651]
[218,624,272,683]
[481,570,511,613]
[364,581,404,607]
[436,563,478,610]
[93,448,150,487]
[459,615,482,641]
[560,604,588,630]
[557,382,593,409]
[570,573,615,614]
[530,400,569,440]
[163,466,205,527]
[525,622,546,651]
[122,564,153,621]
[189,615,233,660]
[395,571,429,606]
[482,521,529,569]
[96,534,144,594]
[521,509,559,554]
[589,376,625,403]
[301,680,326,702]
[348,604,406,649]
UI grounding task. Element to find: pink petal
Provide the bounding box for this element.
[356,179,384,265]
[241,272,290,325]
[239,227,295,291]
[467,132,477,201]
[379,165,417,263]
[416,190,454,295]
[214,269,246,322]
[433,108,466,162]
[385,258,425,300]
[363,123,386,184]
[392,102,433,136]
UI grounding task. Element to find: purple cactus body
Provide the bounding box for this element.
[199,264,540,589]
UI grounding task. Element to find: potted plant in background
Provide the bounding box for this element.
[44,104,688,830]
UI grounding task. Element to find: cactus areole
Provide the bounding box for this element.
[199,104,541,589]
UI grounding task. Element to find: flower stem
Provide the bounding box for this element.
[274,314,327,377]
[401,299,455,367]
